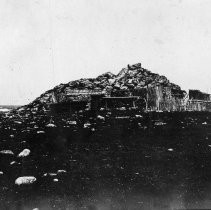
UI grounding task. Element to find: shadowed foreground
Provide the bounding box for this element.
[0,110,211,209]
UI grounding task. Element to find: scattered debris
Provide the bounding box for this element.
[67,121,77,125]
[115,116,130,119]
[135,115,143,118]
[154,121,166,126]
[43,173,57,177]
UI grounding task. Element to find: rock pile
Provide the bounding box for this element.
[19,62,185,113]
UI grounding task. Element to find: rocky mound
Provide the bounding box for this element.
[20,62,185,112]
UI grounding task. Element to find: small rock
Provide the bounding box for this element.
[37,131,45,134]
[202,122,207,125]
[46,123,56,128]
[18,149,31,157]
[15,176,36,185]
[168,148,174,152]
[0,150,14,155]
[57,170,67,174]
[0,171,3,175]
[97,115,105,120]
[0,108,10,112]
[14,121,22,124]
[53,178,59,182]
[84,123,91,128]
[48,173,57,176]
[67,121,77,125]
[155,121,166,126]
[43,173,57,177]
[118,107,126,111]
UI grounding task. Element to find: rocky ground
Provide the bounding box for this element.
[0,108,211,209]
